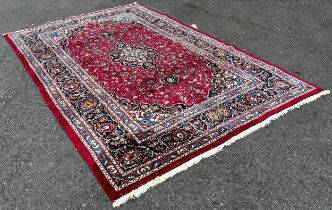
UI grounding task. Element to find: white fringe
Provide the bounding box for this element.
[191,24,198,29]
[112,90,329,207]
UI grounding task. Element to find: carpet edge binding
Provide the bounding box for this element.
[112,90,330,207]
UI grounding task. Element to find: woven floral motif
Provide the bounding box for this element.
[4,3,324,204]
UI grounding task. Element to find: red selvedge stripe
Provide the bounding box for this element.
[4,34,118,200]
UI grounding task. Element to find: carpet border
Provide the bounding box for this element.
[3,2,328,206]
[3,34,119,201]
[113,89,330,207]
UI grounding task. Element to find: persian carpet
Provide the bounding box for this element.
[4,2,329,207]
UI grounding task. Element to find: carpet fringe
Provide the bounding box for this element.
[190,24,198,29]
[112,90,330,207]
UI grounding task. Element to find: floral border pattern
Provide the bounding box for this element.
[5,3,319,193]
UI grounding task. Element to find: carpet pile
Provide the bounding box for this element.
[4,3,329,207]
